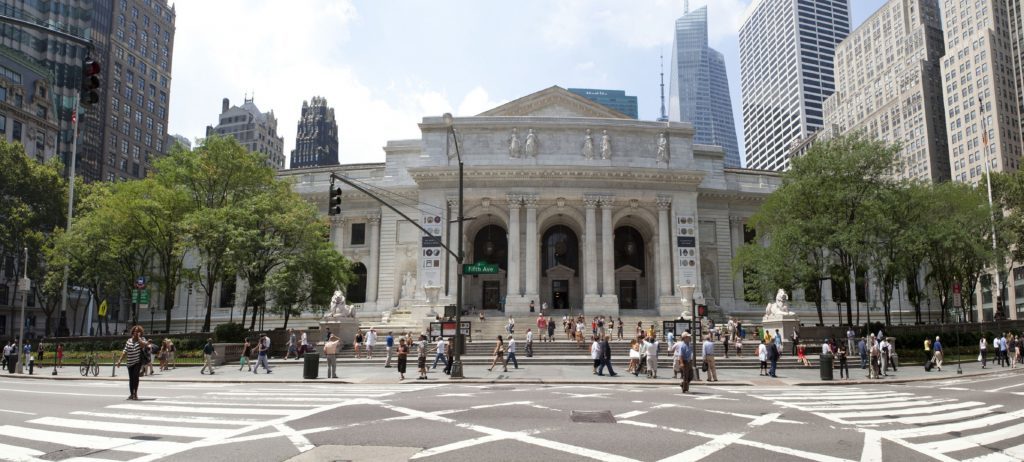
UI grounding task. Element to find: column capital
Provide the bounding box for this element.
[656,195,672,210]
[446,197,459,208]
[599,195,615,208]
[330,215,347,225]
[367,212,381,223]
[729,215,745,224]
[522,194,539,208]
[583,195,601,208]
[507,194,523,209]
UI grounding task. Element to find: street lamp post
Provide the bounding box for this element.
[16,247,28,374]
[444,112,466,379]
[184,284,192,333]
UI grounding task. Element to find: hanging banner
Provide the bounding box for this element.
[675,214,697,286]
[420,214,444,288]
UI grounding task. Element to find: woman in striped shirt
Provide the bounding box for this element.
[116,325,148,400]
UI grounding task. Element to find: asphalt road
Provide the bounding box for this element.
[1,371,1023,461]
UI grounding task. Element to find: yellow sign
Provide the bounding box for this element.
[98,299,108,317]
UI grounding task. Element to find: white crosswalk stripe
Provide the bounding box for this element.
[0,384,438,461]
[754,387,1024,461]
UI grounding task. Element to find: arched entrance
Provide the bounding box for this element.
[469,224,508,311]
[614,226,648,309]
[346,262,367,303]
[541,225,580,310]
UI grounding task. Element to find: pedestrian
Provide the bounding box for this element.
[671,335,683,378]
[837,343,849,379]
[324,334,341,378]
[735,334,743,357]
[158,339,169,371]
[240,338,252,371]
[529,300,535,313]
[758,339,768,376]
[526,329,534,357]
[299,331,309,357]
[999,333,1009,367]
[253,333,272,374]
[887,337,898,372]
[115,325,147,400]
[506,316,515,335]
[56,343,63,369]
[702,335,718,382]
[547,316,556,342]
[397,338,409,380]
[774,329,783,355]
[847,327,856,356]
[590,335,602,374]
[932,336,944,371]
[616,317,624,340]
[537,315,546,342]
[879,337,890,376]
[723,329,730,358]
[417,335,429,380]
[924,337,931,359]
[797,341,810,367]
[979,335,988,368]
[285,329,297,360]
[679,332,694,393]
[868,340,880,379]
[644,336,659,378]
[443,338,454,375]
[487,335,507,372]
[667,330,675,349]
[598,334,616,376]
[366,329,377,359]
[200,338,216,375]
[354,329,363,359]
[167,340,176,369]
[790,330,799,356]
[858,337,868,369]
[767,337,779,377]
[432,336,448,369]
[385,331,395,368]
[505,335,519,369]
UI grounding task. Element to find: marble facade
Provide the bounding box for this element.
[285,86,782,319]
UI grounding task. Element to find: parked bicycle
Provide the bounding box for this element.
[79,353,100,377]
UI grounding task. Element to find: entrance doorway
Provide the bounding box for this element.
[552,280,569,309]
[618,280,637,309]
[482,281,501,310]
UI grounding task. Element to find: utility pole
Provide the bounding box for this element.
[16,247,29,374]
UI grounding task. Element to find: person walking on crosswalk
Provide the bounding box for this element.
[702,335,718,382]
[115,325,148,400]
[253,333,272,374]
[678,332,693,393]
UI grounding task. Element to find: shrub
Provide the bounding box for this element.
[213,322,248,343]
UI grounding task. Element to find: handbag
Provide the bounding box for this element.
[701,360,709,372]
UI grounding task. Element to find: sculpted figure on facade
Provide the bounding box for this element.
[525,129,538,158]
[401,272,416,300]
[508,128,522,158]
[601,130,612,160]
[582,129,595,159]
[657,132,669,163]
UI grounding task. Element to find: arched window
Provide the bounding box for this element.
[472,224,508,270]
[542,225,579,272]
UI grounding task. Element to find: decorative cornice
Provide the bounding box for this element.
[407,166,705,191]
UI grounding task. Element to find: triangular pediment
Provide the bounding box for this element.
[545,264,577,278]
[478,86,632,119]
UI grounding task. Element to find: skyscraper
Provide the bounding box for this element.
[206,96,285,170]
[0,0,176,182]
[290,96,339,169]
[567,88,638,119]
[943,0,1023,183]
[668,5,741,167]
[739,0,850,171]
[824,0,948,182]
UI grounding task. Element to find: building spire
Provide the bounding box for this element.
[658,53,668,122]
[684,0,689,13]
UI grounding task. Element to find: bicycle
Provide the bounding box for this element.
[79,353,100,377]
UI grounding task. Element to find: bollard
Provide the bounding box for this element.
[28,357,34,375]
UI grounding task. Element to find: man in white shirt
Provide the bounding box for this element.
[504,336,519,369]
[702,335,718,382]
[431,337,448,369]
[644,337,659,379]
[879,338,890,376]
[821,341,832,355]
[526,329,534,357]
[365,329,377,359]
[671,337,684,379]
[591,337,602,374]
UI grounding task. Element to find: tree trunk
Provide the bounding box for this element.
[815,279,824,326]
[249,302,258,332]
[847,267,857,326]
[283,309,290,330]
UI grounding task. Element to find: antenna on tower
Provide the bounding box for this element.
[658,53,668,122]
[684,0,690,14]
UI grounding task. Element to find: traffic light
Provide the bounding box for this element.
[80,57,101,106]
[328,180,342,215]
[697,304,707,317]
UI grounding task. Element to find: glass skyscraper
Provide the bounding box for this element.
[668,6,741,168]
[567,88,637,119]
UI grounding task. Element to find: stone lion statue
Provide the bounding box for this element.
[764,289,792,318]
[326,290,356,318]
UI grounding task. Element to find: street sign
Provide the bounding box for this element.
[131,289,150,304]
[953,283,961,294]
[463,262,499,275]
[135,276,146,289]
[953,292,962,308]
[17,277,30,292]
[98,299,108,317]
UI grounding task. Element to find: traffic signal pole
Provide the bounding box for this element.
[58,95,80,334]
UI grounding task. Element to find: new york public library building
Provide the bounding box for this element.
[281,86,784,325]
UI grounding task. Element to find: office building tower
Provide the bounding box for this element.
[669,5,741,167]
[567,88,638,119]
[943,0,1022,183]
[824,0,948,182]
[739,0,850,171]
[0,0,176,182]
[290,96,339,168]
[206,96,285,170]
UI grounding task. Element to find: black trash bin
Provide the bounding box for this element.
[303,353,319,379]
[819,353,834,381]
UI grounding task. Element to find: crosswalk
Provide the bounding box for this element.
[0,384,439,462]
[754,387,1024,461]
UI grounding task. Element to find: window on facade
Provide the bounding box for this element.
[12,120,21,141]
[350,223,366,245]
[0,114,6,134]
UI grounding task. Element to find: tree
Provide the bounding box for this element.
[267,240,353,329]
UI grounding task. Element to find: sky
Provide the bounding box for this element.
[168,0,889,167]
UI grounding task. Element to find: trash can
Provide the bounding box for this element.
[303,353,319,379]
[819,353,833,381]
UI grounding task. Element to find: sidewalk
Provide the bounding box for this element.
[8,355,1020,386]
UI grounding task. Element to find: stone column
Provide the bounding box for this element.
[600,197,615,296]
[729,215,744,302]
[657,196,673,297]
[330,215,346,254]
[506,195,522,298]
[523,196,539,302]
[584,196,599,297]
[366,212,381,304]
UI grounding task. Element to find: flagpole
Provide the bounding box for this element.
[980,96,1000,320]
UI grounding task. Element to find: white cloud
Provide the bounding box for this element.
[456,86,505,117]
[536,0,748,49]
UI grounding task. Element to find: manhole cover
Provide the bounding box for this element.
[41,448,93,461]
[570,410,616,423]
